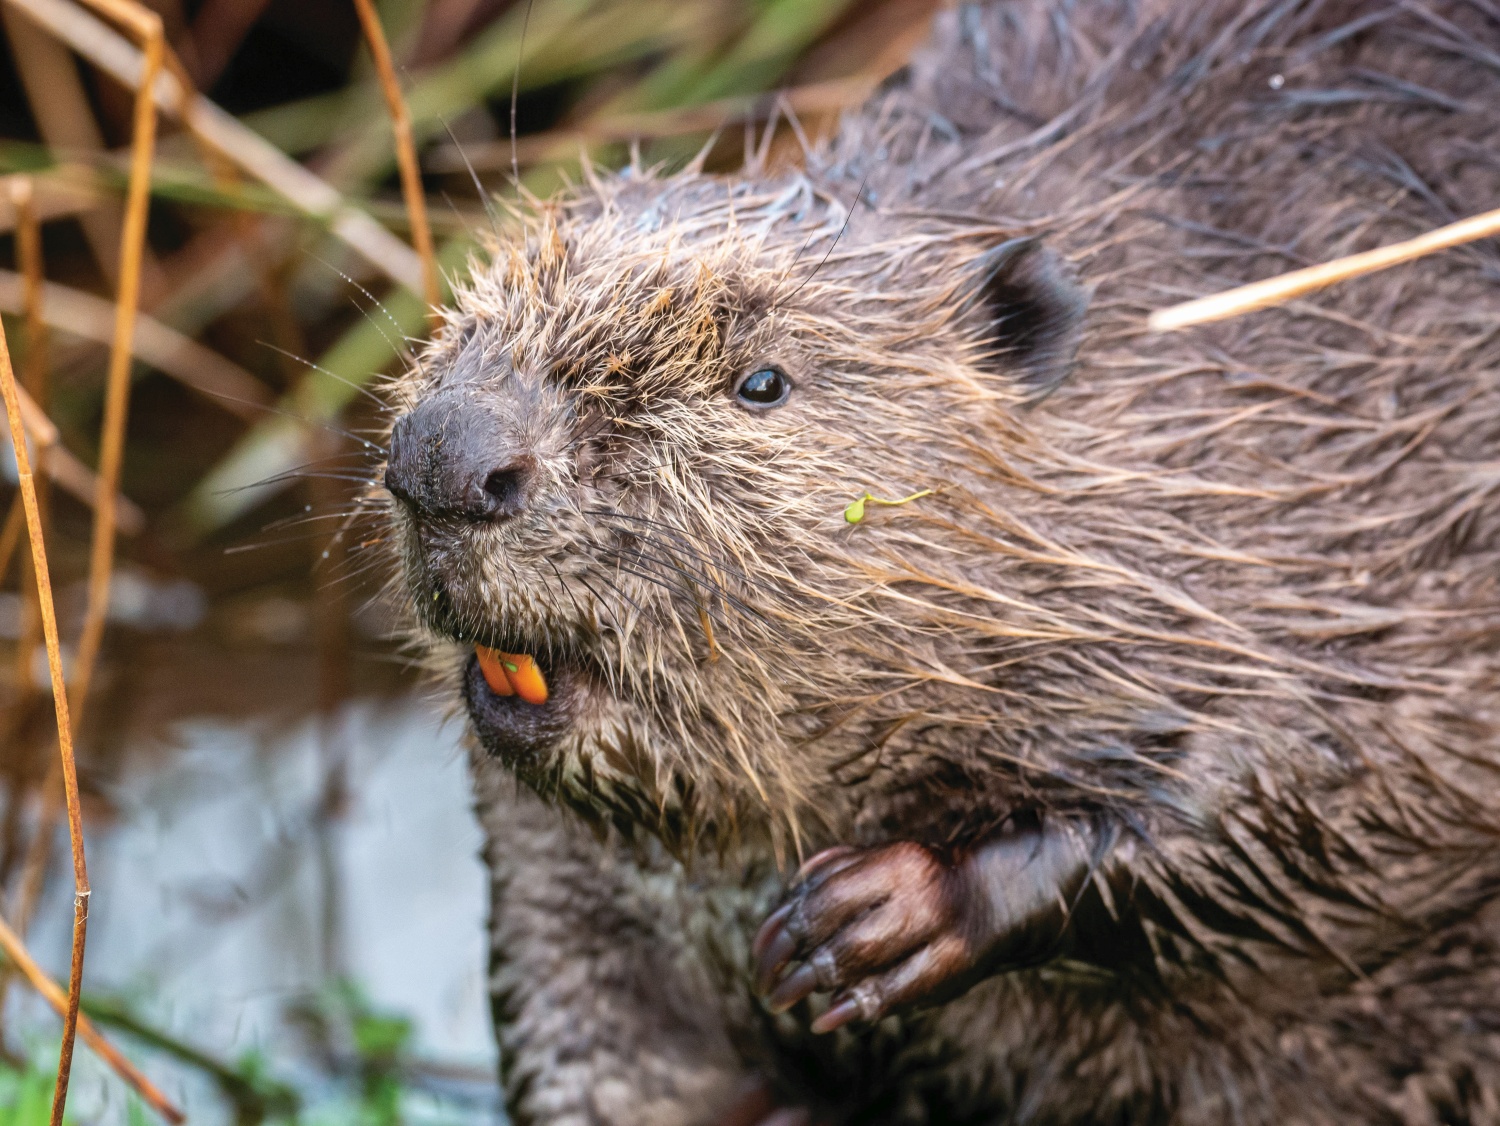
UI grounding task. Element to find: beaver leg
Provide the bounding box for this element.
[474,763,749,1125]
[751,819,1101,1032]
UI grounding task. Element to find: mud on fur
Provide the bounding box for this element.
[382,1,1500,1123]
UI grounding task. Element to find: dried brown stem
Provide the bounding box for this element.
[67,0,163,725]
[7,0,426,294]
[0,178,53,1051]
[11,176,50,697]
[352,0,442,326]
[0,199,49,1053]
[0,910,184,1124]
[1149,205,1500,331]
[37,4,166,1120]
[0,268,271,418]
[0,291,91,1126]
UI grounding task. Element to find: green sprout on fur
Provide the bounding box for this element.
[844,489,934,524]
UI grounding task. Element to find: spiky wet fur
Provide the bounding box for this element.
[387,1,1500,1122]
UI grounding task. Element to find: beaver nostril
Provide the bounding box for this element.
[383,395,535,522]
[482,461,531,520]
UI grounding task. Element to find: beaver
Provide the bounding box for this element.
[381,1,1500,1122]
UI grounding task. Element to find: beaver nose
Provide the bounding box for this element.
[385,396,534,522]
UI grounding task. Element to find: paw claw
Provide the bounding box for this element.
[767,962,820,1013]
[754,926,798,994]
[813,992,867,1034]
[752,901,793,959]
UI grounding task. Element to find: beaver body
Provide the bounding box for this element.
[385,2,1500,1122]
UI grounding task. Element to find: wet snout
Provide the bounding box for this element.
[385,388,536,522]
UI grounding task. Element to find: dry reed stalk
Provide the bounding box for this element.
[0,181,52,1046]
[1149,204,1500,331]
[7,0,426,294]
[0,910,185,1124]
[0,180,51,1051]
[11,177,50,697]
[67,0,162,724]
[0,1,161,295]
[0,268,271,417]
[0,168,104,234]
[3,182,80,1079]
[4,383,141,964]
[36,5,166,1119]
[0,306,91,1126]
[352,0,443,326]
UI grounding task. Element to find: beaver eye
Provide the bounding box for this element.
[734,367,791,409]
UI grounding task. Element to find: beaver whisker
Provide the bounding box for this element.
[258,341,394,415]
[573,559,650,623]
[584,508,780,598]
[777,171,870,311]
[600,543,765,626]
[308,253,416,359]
[595,530,779,623]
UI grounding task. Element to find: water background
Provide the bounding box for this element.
[17,698,499,1125]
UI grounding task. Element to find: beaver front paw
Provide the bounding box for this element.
[751,842,980,1033]
[751,821,1100,1033]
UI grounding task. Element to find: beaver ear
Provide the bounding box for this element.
[961,238,1089,400]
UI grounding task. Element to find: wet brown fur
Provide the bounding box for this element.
[387,1,1500,1122]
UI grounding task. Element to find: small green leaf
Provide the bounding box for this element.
[844,495,868,523]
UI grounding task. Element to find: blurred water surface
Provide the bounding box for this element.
[20,698,499,1125]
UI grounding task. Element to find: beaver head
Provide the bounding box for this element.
[383,170,1090,847]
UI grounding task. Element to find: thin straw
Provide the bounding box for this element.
[1149,205,1500,332]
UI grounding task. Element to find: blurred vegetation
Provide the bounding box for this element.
[0,1052,73,1126]
[0,0,936,1120]
[7,983,473,1126]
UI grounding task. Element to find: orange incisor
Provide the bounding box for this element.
[476,646,549,705]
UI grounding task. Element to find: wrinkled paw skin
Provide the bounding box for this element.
[751,823,1097,1033]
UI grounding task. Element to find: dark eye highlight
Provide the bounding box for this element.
[734,367,792,409]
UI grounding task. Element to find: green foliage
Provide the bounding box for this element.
[288,981,423,1126]
[0,1054,67,1126]
[84,982,474,1126]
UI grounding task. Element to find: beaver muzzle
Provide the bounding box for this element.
[462,647,585,773]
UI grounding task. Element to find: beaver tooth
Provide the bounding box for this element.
[500,652,549,705]
[475,646,516,697]
[476,646,549,705]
